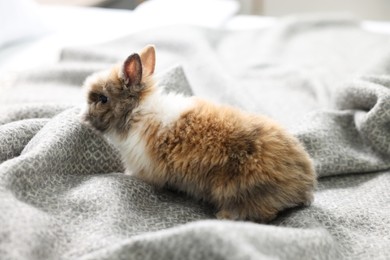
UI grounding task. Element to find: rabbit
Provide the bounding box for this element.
[80,45,317,223]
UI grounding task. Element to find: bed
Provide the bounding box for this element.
[1,0,389,259]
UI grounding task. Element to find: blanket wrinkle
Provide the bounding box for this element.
[0,119,48,163]
[336,76,390,156]
[1,16,390,260]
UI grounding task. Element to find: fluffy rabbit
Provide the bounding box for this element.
[80,45,316,222]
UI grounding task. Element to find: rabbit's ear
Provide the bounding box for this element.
[122,53,142,86]
[139,45,156,77]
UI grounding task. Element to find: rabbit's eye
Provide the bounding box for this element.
[98,95,108,104]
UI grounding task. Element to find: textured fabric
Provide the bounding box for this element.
[1,16,390,260]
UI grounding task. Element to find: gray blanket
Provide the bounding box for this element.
[1,16,389,260]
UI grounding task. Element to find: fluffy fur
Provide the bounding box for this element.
[80,45,317,223]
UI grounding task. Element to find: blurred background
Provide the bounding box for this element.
[1,0,390,72]
[35,0,390,20]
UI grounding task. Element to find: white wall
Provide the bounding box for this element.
[240,0,390,20]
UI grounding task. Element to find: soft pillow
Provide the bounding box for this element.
[0,0,49,47]
[134,0,239,28]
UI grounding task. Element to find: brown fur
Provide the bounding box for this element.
[81,45,317,223]
[137,100,316,222]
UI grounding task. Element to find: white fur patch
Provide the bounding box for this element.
[140,88,195,127]
[108,127,152,175]
[108,89,195,175]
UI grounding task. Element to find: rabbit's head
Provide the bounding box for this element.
[81,45,156,135]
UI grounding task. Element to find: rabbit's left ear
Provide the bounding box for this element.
[139,45,156,77]
[122,53,142,86]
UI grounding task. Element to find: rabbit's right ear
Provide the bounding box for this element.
[139,45,156,77]
[121,53,142,86]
